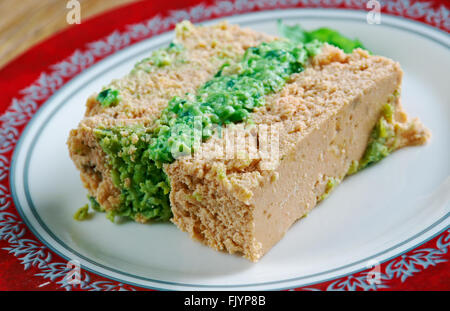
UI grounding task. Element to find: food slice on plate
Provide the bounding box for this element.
[67,21,430,261]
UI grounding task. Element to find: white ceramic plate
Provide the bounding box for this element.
[10,9,450,290]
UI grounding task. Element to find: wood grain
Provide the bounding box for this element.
[0,0,140,69]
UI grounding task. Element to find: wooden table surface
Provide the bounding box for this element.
[0,0,140,70]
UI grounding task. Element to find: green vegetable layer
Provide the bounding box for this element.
[95,126,172,222]
[133,42,184,73]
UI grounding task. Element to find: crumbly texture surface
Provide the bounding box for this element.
[67,21,273,211]
[165,44,430,261]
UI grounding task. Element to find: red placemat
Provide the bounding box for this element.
[0,0,448,291]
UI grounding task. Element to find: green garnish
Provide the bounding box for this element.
[277,20,367,53]
[97,88,121,107]
[73,204,90,221]
[95,39,322,222]
[149,39,322,166]
[357,116,395,170]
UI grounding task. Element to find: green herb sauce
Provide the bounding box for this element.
[132,42,184,73]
